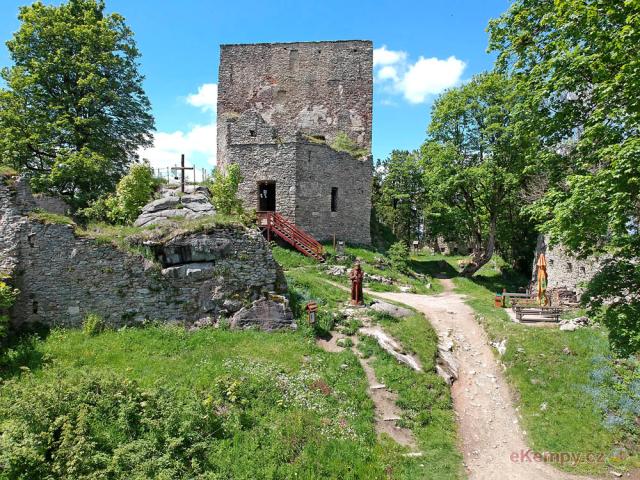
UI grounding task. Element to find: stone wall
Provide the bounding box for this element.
[227,111,299,221]
[32,193,69,215]
[217,40,373,245]
[217,39,373,159]
[531,234,605,297]
[1,178,293,330]
[296,142,372,244]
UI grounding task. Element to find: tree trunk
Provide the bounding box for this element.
[461,217,497,277]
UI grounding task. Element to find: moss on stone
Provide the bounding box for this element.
[28,210,76,226]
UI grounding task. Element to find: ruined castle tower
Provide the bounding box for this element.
[216,40,373,244]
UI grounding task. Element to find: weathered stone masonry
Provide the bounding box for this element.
[531,234,605,300]
[1,178,292,330]
[217,40,373,245]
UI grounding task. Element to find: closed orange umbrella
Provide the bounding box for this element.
[537,253,548,306]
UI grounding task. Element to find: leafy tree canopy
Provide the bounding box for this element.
[373,151,425,245]
[489,0,640,354]
[421,72,534,275]
[489,0,639,257]
[0,0,154,208]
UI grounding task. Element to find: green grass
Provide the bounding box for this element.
[275,247,464,478]
[0,322,461,479]
[450,265,640,475]
[272,245,318,269]
[319,243,440,295]
[28,210,76,226]
[357,313,462,479]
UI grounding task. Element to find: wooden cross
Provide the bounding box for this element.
[171,154,194,193]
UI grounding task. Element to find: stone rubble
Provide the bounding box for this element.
[558,315,590,331]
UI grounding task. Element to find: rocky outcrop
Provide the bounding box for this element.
[1,178,294,331]
[230,295,295,331]
[134,185,215,227]
[370,301,412,319]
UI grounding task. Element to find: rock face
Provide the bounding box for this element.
[134,185,215,227]
[1,178,294,330]
[230,296,295,331]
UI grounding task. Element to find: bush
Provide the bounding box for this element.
[0,374,226,479]
[79,162,159,225]
[207,164,244,215]
[388,241,409,273]
[82,313,105,336]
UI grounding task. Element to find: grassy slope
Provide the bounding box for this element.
[358,313,462,479]
[0,244,462,479]
[420,254,639,475]
[276,245,463,479]
[2,327,396,478]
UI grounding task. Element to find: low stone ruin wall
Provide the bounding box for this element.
[531,234,605,300]
[1,177,293,330]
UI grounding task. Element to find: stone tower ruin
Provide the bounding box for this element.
[216,40,373,245]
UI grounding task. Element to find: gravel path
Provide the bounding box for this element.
[372,279,596,480]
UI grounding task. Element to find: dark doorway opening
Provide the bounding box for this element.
[258,181,276,211]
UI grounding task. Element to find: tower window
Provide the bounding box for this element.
[249,129,256,137]
[331,188,338,212]
[566,262,573,272]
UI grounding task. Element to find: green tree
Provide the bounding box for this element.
[0,0,154,208]
[208,164,244,215]
[80,162,158,224]
[421,72,533,276]
[374,151,425,245]
[489,0,640,354]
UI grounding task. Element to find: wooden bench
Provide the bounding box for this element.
[513,305,562,323]
[500,292,532,308]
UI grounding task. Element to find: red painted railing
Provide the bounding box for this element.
[257,211,324,261]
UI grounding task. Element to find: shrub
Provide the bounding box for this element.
[0,374,226,479]
[207,164,244,215]
[388,241,409,273]
[82,313,105,336]
[79,163,159,224]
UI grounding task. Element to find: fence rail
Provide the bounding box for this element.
[152,167,211,185]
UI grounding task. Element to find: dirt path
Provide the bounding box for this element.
[317,330,418,450]
[372,279,596,480]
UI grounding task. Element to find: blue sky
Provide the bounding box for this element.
[0,0,511,176]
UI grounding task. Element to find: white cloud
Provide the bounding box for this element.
[400,56,466,104]
[378,65,399,82]
[373,46,466,104]
[186,83,218,113]
[373,45,407,67]
[140,83,218,172]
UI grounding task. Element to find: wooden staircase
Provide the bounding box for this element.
[257,211,324,262]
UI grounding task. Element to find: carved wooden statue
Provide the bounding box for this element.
[350,263,364,305]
